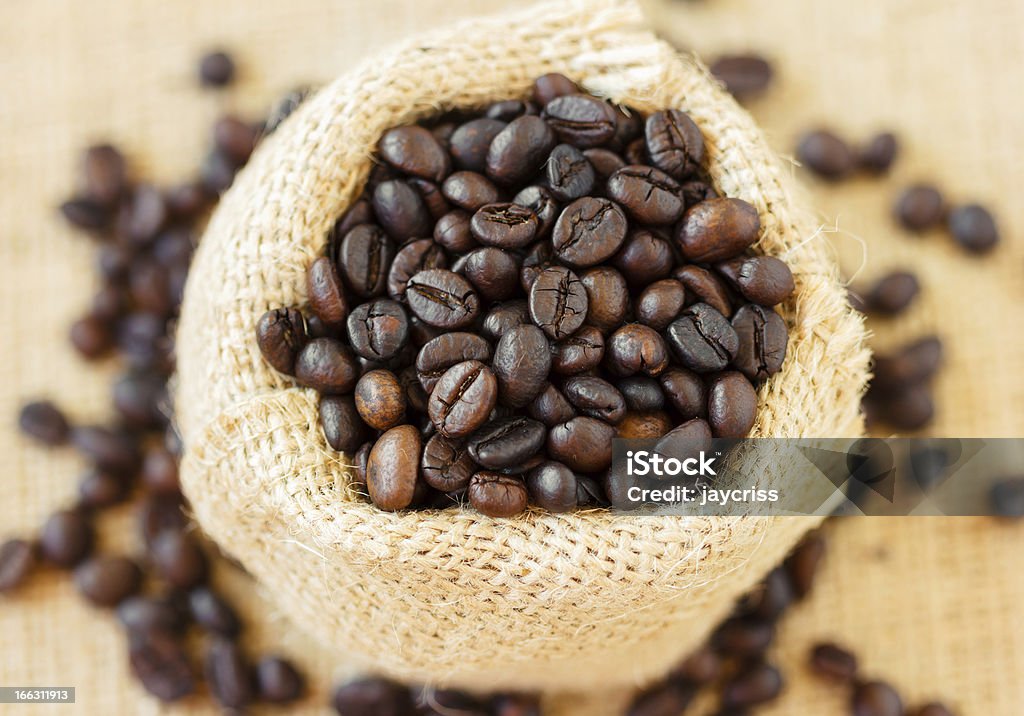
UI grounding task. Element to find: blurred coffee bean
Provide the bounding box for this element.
[710,53,775,100]
[721,661,783,708]
[809,642,859,682]
[851,680,903,716]
[199,50,236,87]
[74,555,142,607]
[40,508,94,568]
[713,617,775,658]
[82,144,128,205]
[332,677,414,716]
[256,655,305,704]
[213,115,258,165]
[990,478,1024,519]
[895,184,945,231]
[188,586,241,637]
[671,646,722,685]
[947,203,999,253]
[69,313,114,359]
[149,531,208,589]
[78,469,129,509]
[796,129,856,180]
[627,681,695,716]
[18,400,70,445]
[0,539,36,592]
[865,271,920,315]
[859,132,899,174]
[205,638,253,709]
[785,532,826,598]
[60,196,110,231]
[129,630,195,702]
[910,703,956,716]
[871,335,943,391]
[117,594,188,637]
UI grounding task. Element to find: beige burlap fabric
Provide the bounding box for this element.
[174,0,867,692]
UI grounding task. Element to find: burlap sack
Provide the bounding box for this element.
[175,0,869,693]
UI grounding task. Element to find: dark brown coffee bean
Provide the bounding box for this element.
[606,324,670,377]
[851,680,903,716]
[117,594,188,637]
[416,332,492,392]
[69,313,113,359]
[583,148,627,187]
[627,681,695,716]
[0,539,36,592]
[410,178,451,220]
[129,630,195,702]
[354,369,407,430]
[552,325,605,375]
[319,395,367,453]
[713,617,775,658]
[616,411,672,439]
[346,299,410,362]
[607,165,684,225]
[468,472,529,517]
[470,203,539,248]
[710,54,774,100]
[486,115,557,186]
[352,442,372,490]
[40,509,94,568]
[307,256,349,329]
[785,532,826,598]
[405,269,480,329]
[744,565,795,620]
[150,531,207,589]
[654,418,712,467]
[659,367,707,419]
[676,197,760,263]
[532,73,580,105]
[450,118,507,172]
[708,371,758,438]
[796,129,856,180]
[948,203,999,253]
[526,461,578,512]
[729,255,795,306]
[434,210,477,253]
[482,300,531,341]
[442,171,501,212]
[256,308,307,375]
[206,638,253,709]
[188,586,240,637]
[545,143,595,201]
[665,303,739,374]
[682,180,719,206]
[860,132,899,174]
[865,270,919,314]
[493,324,551,408]
[428,360,498,438]
[256,656,305,704]
[421,434,476,492]
[636,279,687,331]
[990,478,1024,519]
[645,109,705,179]
[528,383,577,427]
[809,642,858,682]
[612,230,675,287]
[386,239,447,303]
[18,400,70,445]
[332,677,414,716]
[200,150,238,194]
[580,267,629,333]
[378,125,450,182]
[552,197,628,267]
[547,416,615,472]
[864,383,935,430]
[468,416,546,469]
[512,185,560,238]
[338,224,395,298]
[367,425,422,511]
[675,265,732,317]
[295,337,360,393]
[528,266,588,340]
[871,336,943,390]
[618,376,665,412]
[564,376,626,423]
[721,662,783,708]
[542,94,618,148]
[138,494,188,548]
[82,144,128,205]
[486,99,537,122]
[731,304,788,381]
[910,704,956,716]
[60,196,110,231]
[372,179,433,241]
[74,555,142,606]
[453,246,520,302]
[199,50,235,87]
[894,184,945,231]
[265,85,312,133]
[112,371,167,430]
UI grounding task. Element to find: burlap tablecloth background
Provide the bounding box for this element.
[1,0,1021,714]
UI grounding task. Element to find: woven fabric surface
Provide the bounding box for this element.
[0,0,1021,714]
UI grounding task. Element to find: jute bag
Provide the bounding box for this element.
[175,0,869,693]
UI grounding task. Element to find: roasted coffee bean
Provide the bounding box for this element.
[486,115,557,186]
[138,494,188,547]
[552,197,628,267]
[129,630,195,702]
[486,99,536,122]
[421,433,476,492]
[470,203,539,248]
[295,337,361,393]
[0,539,36,592]
[405,269,480,329]
[82,143,127,205]
[442,171,501,212]
[721,662,783,708]
[113,371,168,429]
[307,256,349,330]
[731,304,788,381]
[59,196,110,231]
[708,371,758,438]
[612,230,675,287]
[636,279,687,331]
[455,246,520,302]
[387,239,447,302]
[40,508,94,568]
[352,442,372,491]
[728,255,795,306]
[116,594,188,637]
[526,461,578,512]
[682,179,718,206]
[319,395,367,453]
[860,132,899,174]
[529,266,588,340]
[532,73,580,105]
[493,324,551,408]
[865,383,934,430]
[575,475,608,507]
[618,376,665,412]
[468,472,529,517]
[610,106,643,151]
[69,313,113,359]
[366,424,421,511]
[616,411,672,439]
[626,681,695,716]
[416,333,492,392]
[672,646,723,685]
[512,185,560,238]
[412,177,452,219]
[580,267,629,333]
[545,143,595,201]
[528,383,577,427]
[607,165,684,225]
[606,324,670,377]
[468,416,546,469]
[655,418,713,465]
[676,197,760,263]
[434,210,477,253]
[564,376,626,423]
[188,586,241,637]
[206,638,253,709]
[583,148,627,186]
[338,224,394,298]
[865,270,919,314]
[210,116,257,167]
[547,416,615,472]
[378,125,450,182]
[265,85,312,134]
[542,94,618,148]
[895,184,945,231]
[346,300,409,361]
[74,555,141,606]
[990,478,1024,519]
[710,54,774,100]
[199,50,235,87]
[796,129,856,180]
[18,400,70,445]
[450,118,507,172]
[871,336,943,390]
[150,531,207,589]
[551,325,605,375]
[399,365,429,415]
[256,308,307,375]
[809,642,859,682]
[256,656,305,704]
[644,109,705,179]
[481,301,530,342]
[200,149,238,194]
[948,203,999,253]
[676,265,733,317]
[910,704,956,716]
[659,367,706,418]
[785,532,826,598]
[851,680,903,716]
[428,360,498,438]
[745,566,794,620]
[332,677,414,716]
[354,369,407,431]
[713,617,775,658]
[372,179,433,241]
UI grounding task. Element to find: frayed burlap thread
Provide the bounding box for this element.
[175,0,870,692]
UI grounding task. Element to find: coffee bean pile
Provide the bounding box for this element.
[257,74,794,517]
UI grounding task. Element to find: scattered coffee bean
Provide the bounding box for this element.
[129,630,195,702]
[256,655,306,704]
[74,555,142,607]
[0,539,36,592]
[188,586,241,637]
[18,400,70,445]
[990,477,1024,519]
[809,642,859,682]
[947,203,999,253]
[895,184,945,232]
[626,681,695,716]
[710,53,775,100]
[796,129,856,180]
[910,703,956,716]
[39,509,94,568]
[865,270,920,315]
[198,50,236,87]
[871,336,943,391]
[785,532,826,598]
[206,637,253,709]
[859,132,899,174]
[851,680,903,716]
[149,531,208,589]
[332,677,414,716]
[116,594,188,637]
[721,661,783,708]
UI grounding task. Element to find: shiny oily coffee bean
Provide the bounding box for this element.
[708,371,758,438]
[542,94,618,148]
[552,325,605,375]
[644,109,705,179]
[796,129,856,180]
[493,324,552,408]
[256,656,305,704]
[189,586,241,637]
[428,360,498,438]
[129,630,195,702]
[319,395,367,453]
[486,115,556,186]
[482,300,530,341]
[545,143,595,200]
[405,269,480,329]
[206,638,253,709]
[532,72,580,105]
[617,411,673,440]
[378,125,450,182]
[0,539,36,592]
[307,256,349,330]
[552,197,629,267]
[660,367,707,418]
[526,461,578,513]
[150,531,208,590]
[860,131,899,174]
[948,203,999,253]
[547,416,616,472]
[468,416,546,470]
[865,270,919,314]
[895,184,945,232]
[512,185,560,238]
[618,376,665,412]
[434,210,476,253]
[295,337,360,393]
[450,118,507,172]
[655,418,713,465]
[583,147,627,186]
[256,308,307,375]
[731,304,788,381]
[40,508,94,568]
[666,303,739,373]
[606,323,670,377]
[710,53,775,100]
[468,472,529,517]
[529,266,588,340]
[851,680,903,716]
[636,279,687,331]
[74,555,142,607]
[564,376,626,424]
[470,202,538,248]
[486,99,536,122]
[528,383,577,427]
[809,642,859,682]
[416,332,492,393]
[612,230,674,287]
[421,434,476,492]
[607,165,684,225]
[580,266,629,333]
[410,177,450,221]
[333,198,375,237]
[354,369,406,431]
[346,299,410,362]
[372,179,433,241]
[366,425,421,511]
[456,246,520,302]
[442,171,500,212]
[338,224,395,298]
[387,239,447,302]
[721,662,783,709]
[722,255,795,307]
[676,197,761,263]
